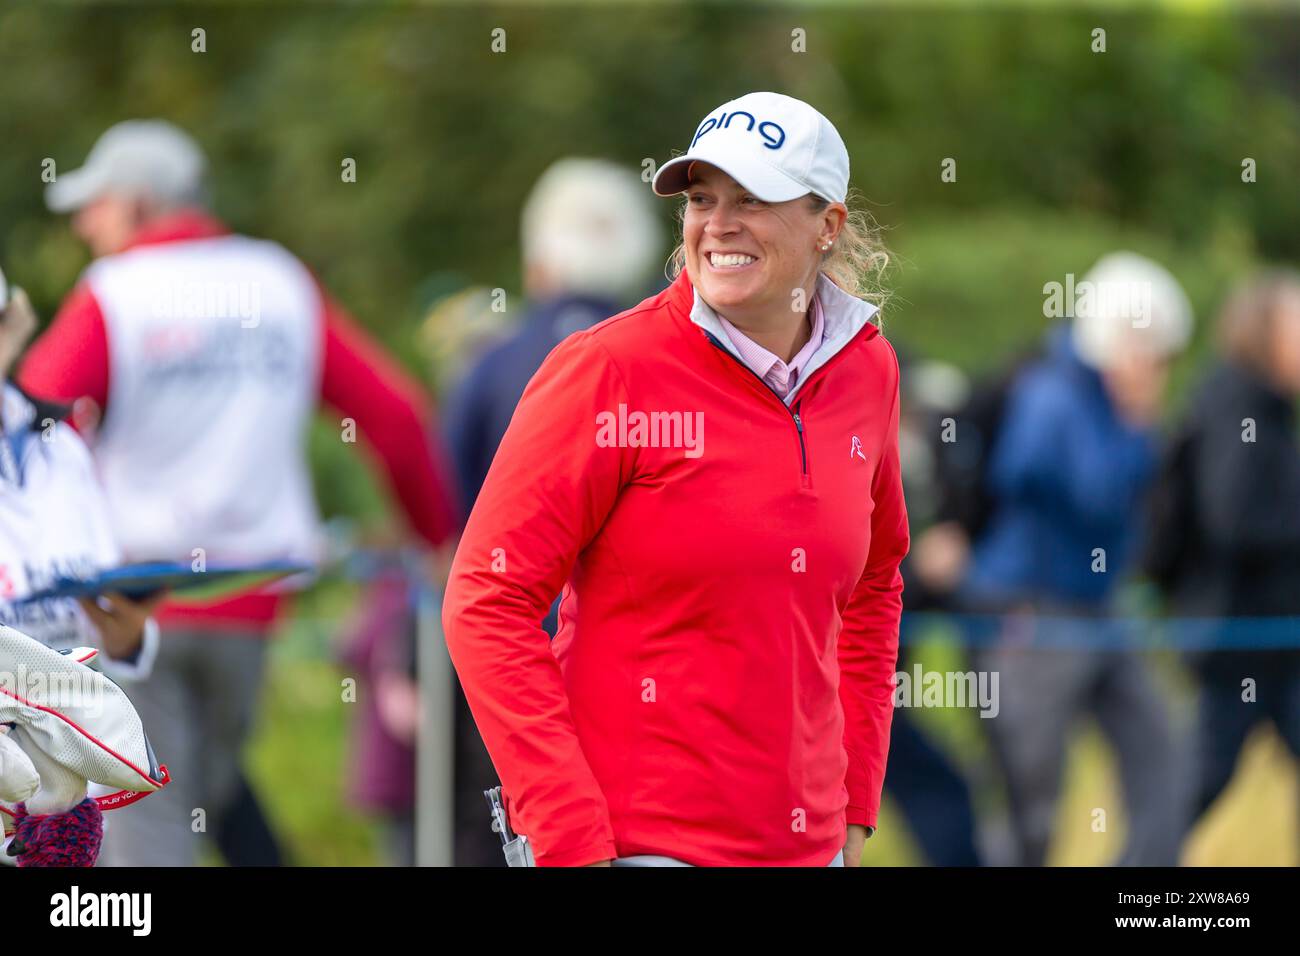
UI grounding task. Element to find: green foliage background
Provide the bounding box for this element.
[1,2,1296,864]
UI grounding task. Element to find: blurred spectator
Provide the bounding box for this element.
[1147,271,1300,843]
[338,566,421,866]
[959,252,1193,866]
[418,286,514,396]
[443,157,663,510]
[0,284,159,677]
[891,353,982,866]
[17,120,460,866]
[440,157,662,866]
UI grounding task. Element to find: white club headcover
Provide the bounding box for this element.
[6,725,86,816]
[0,624,166,832]
[0,728,39,804]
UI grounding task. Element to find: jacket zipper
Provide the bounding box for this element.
[792,406,807,474]
[700,317,879,482]
[703,331,809,477]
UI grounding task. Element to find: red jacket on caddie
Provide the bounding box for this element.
[442,269,909,866]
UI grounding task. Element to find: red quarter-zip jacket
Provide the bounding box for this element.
[442,270,908,866]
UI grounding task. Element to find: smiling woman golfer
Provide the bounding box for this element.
[443,91,908,867]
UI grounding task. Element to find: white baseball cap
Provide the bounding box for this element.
[46,119,207,214]
[652,92,850,204]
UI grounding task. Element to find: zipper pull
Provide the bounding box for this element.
[793,411,803,433]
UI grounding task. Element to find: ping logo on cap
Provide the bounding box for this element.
[690,111,786,151]
[652,92,849,204]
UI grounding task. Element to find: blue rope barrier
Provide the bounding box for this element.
[901,611,1300,650]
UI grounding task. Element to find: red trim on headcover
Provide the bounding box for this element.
[94,765,170,811]
[0,685,166,791]
[0,768,168,824]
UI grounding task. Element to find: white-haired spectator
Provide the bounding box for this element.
[1073,251,1194,369]
[520,157,662,305]
[958,251,1194,866]
[445,157,663,514]
[440,156,662,865]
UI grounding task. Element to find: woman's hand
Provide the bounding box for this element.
[76,590,166,661]
[911,521,971,594]
[375,670,422,745]
[842,824,870,867]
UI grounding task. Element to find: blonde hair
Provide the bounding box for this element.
[1217,269,1300,378]
[664,186,891,312]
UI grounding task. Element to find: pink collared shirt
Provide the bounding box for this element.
[717,294,825,401]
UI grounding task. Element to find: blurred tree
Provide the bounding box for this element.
[0,2,1295,522]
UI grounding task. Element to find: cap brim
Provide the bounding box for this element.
[46,166,107,214]
[652,142,810,203]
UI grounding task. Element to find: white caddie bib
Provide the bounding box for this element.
[84,234,325,565]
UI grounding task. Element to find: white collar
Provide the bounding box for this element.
[689,272,880,405]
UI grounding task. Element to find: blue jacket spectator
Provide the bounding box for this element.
[443,292,621,511]
[960,252,1193,867]
[963,323,1156,608]
[437,159,661,867]
[443,157,663,517]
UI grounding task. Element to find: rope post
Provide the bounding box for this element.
[415,583,454,866]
